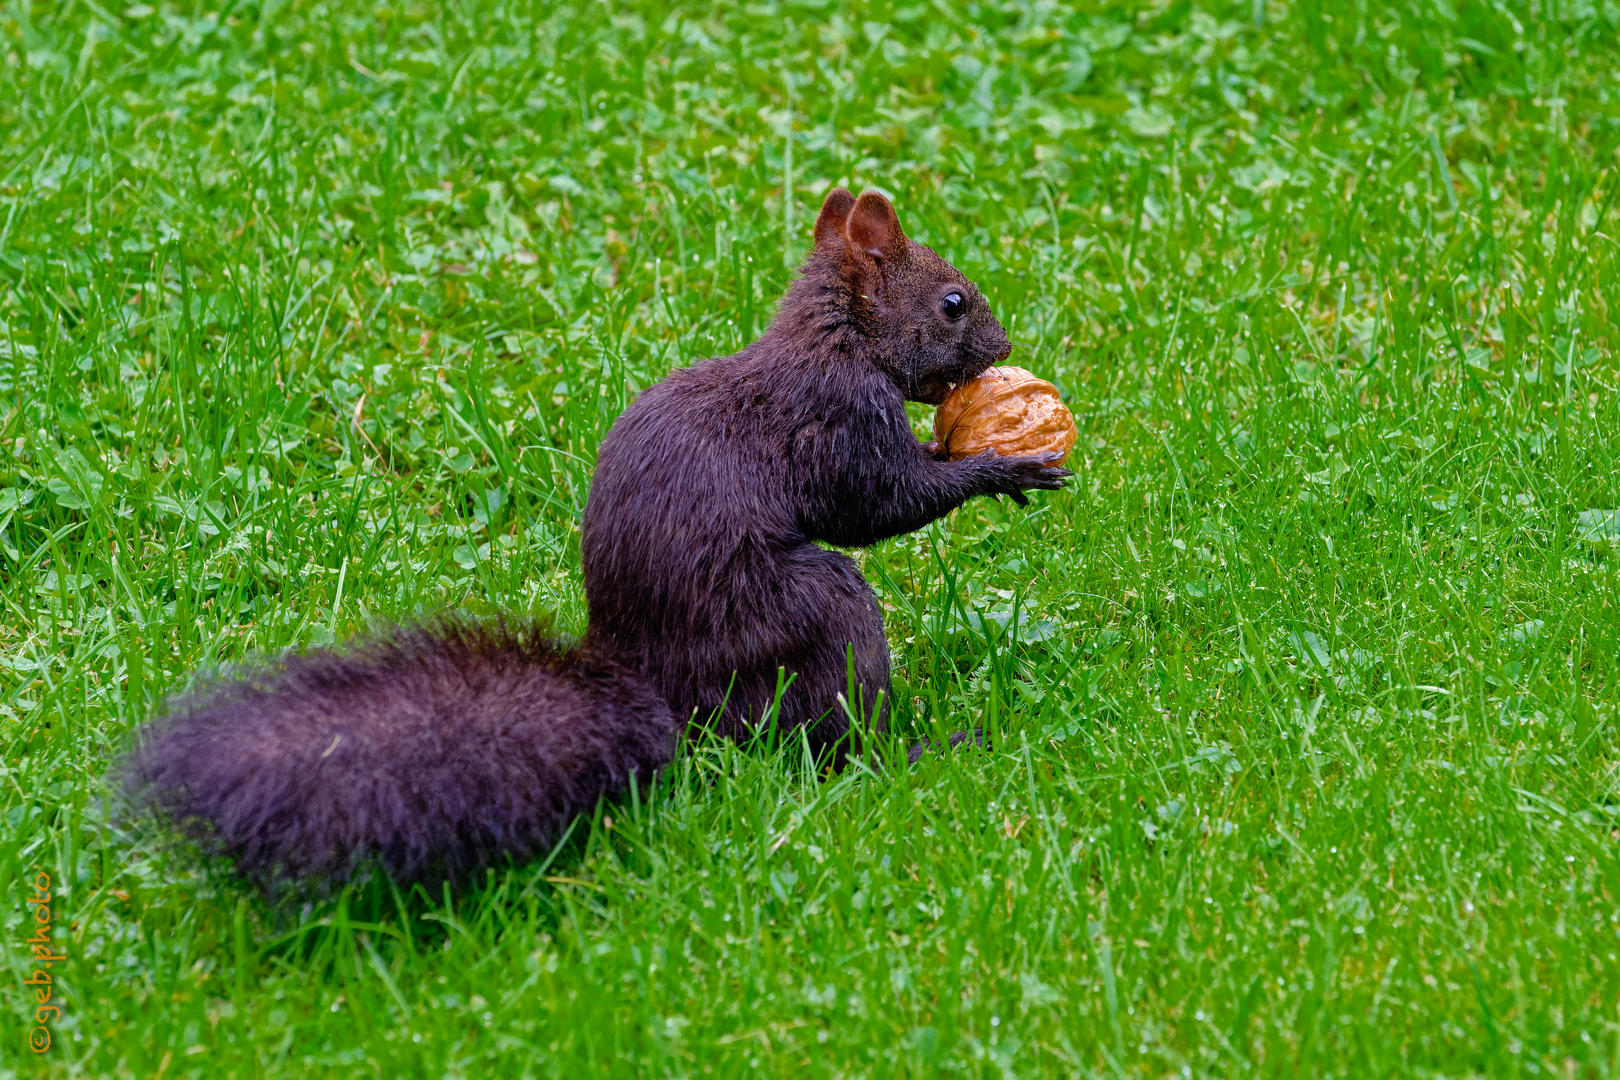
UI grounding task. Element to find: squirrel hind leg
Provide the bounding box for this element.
[749,547,892,767]
[121,621,680,889]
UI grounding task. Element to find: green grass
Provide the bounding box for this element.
[2,0,1620,1075]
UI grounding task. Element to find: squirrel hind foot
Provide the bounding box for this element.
[905,728,989,766]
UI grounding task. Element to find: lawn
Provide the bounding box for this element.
[2,0,1619,1075]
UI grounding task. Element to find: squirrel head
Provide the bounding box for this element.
[810,188,1011,406]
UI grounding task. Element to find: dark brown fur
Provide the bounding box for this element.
[126,619,678,884]
[123,191,1068,886]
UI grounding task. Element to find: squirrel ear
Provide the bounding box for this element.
[844,191,908,263]
[813,188,856,251]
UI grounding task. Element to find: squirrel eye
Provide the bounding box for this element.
[940,292,966,320]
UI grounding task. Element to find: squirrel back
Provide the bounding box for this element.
[124,190,1068,887]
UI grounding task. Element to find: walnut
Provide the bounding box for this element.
[932,366,1078,463]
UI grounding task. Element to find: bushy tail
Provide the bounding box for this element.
[121,617,679,887]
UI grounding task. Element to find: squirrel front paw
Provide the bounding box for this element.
[977,450,1071,506]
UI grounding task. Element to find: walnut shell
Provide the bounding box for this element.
[932,366,1078,463]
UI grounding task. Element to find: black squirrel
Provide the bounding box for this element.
[123,190,1070,886]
